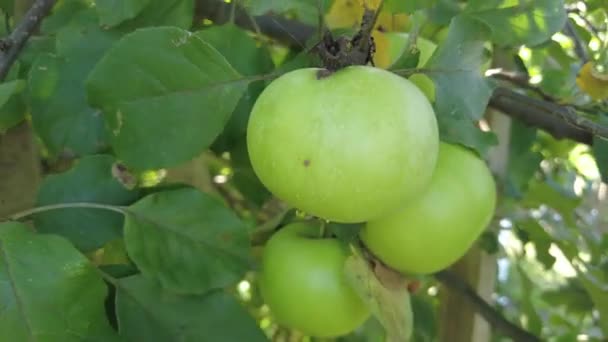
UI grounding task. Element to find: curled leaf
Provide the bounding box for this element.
[344,249,413,342]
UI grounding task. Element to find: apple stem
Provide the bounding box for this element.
[312,1,385,72]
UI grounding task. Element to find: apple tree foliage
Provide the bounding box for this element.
[0,0,607,341]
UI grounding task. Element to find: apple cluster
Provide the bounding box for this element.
[246,60,496,337]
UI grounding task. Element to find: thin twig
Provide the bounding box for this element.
[567,8,601,37]
[0,0,56,80]
[435,270,541,342]
[563,19,589,63]
[490,70,557,102]
[491,70,607,117]
[490,87,608,143]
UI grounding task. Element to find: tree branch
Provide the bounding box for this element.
[195,0,315,49]
[489,87,599,144]
[567,8,601,38]
[490,70,556,102]
[0,0,56,80]
[563,19,589,63]
[435,270,540,342]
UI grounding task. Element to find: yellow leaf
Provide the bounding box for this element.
[372,30,391,69]
[576,62,608,100]
[358,0,382,10]
[376,12,409,32]
[326,0,409,31]
[326,0,363,29]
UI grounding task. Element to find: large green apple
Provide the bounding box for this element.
[247,66,439,223]
[360,142,497,274]
[385,32,438,101]
[260,221,370,337]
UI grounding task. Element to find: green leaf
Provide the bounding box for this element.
[427,15,496,155]
[41,0,90,34]
[245,0,299,14]
[119,0,194,29]
[195,24,274,77]
[466,0,567,47]
[227,131,271,207]
[116,275,268,341]
[391,41,421,71]
[0,222,117,340]
[517,219,557,269]
[244,0,323,24]
[507,121,542,197]
[438,115,498,157]
[539,68,577,99]
[96,0,151,27]
[385,0,437,13]
[542,280,595,316]
[592,136,608,183]
[86,27,249,170]
[0,0,13,18]
[586,0,608,11]
[28,21,118,157]
[0,80,24,108]
[578,268,608,336]
[516,265,543,335]
[522,180,581,225]
[124,187,251,294]
[427,0,463,25]
[344,251,413,341]
[0,80,25,133]
[411,295,437,341]
[477,231,499,254]
[18,37,56,71]
[428,15,493,121]
[196,24,274,151]
[34,155,139,252]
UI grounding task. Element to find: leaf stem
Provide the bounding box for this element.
[6,203,127,221]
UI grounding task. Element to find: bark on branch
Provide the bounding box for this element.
[0,0,56,80]
[489,87,599,144]
[195,0,315,49]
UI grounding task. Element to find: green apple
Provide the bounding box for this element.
[260,221,370,337]
[247,66,439,223]
[360,142,497,274]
